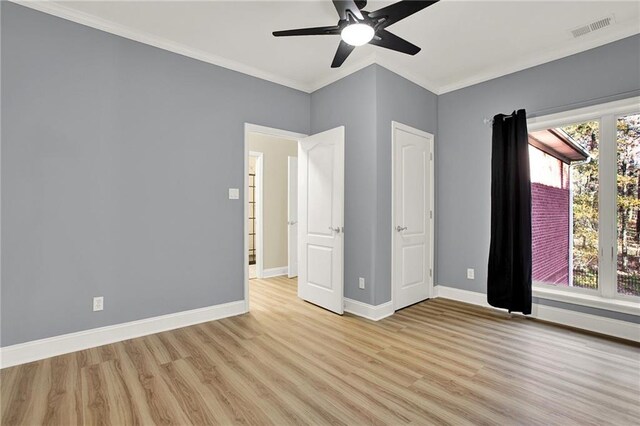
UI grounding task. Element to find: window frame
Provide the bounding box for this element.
[527,96,640,315]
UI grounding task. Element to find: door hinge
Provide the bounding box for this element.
[430,152,433,161]
[430,211,433,219]
[429,268,432,277]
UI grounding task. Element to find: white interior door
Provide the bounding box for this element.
[298,126,345,314]
[287,156,298,278]
[393,122,434,311]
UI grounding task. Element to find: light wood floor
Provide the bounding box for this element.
[2,276,639,425]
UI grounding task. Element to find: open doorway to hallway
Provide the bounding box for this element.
[244,124,345,315]
[245,129,301,288]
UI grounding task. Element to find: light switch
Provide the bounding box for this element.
[228,188,239,199]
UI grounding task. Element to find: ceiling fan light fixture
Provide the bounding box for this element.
[341,23,374,46]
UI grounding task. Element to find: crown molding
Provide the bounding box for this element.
[307,53,378,93]
[436,25,640,95]
[11,0,313,93]
[10,0,442,95]
[10,1,640,97]
[374,55,442,95]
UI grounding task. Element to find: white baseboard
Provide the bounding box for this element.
[0,300,246,369]
[344,298,395,321]
[434,285,640,342]
[435,285,491,307]
[262,266,288,278]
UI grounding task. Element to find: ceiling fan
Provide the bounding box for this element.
[273,0,439,68]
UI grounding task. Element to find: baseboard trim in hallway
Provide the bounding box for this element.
[261,266,289,278]
[0,300,246,369]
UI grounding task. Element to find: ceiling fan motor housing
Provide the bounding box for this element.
[272,1,439,68]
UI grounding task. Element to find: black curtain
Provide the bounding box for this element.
[487,109,532,314]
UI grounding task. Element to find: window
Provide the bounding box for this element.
[528,97,640,311]
[616,113,640,297]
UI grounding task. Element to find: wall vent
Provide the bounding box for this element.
[571,15,615,38]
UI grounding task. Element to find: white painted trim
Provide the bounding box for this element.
[375,55,441,96]
[306,53,442,96]
[0,300,246,369]
[307,53,378,94]
[11,1,640,96]
[531,303,639,343]
[262,266,289,279]
[244,124,307,313]
[528,97,640,308]
[436,25,640,95]
[433,285,640,343]
[249,151,264,279]
[434,285,490,307]
[245,124,307,141]
[344,298,395,321]
[527,96,640,131]
[533,285,640,316]
[11,0,311,93]
[391,122,435,311]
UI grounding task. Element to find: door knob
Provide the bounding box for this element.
[396,225,408,232]
[288,221,297,225]
[329,226,341,234]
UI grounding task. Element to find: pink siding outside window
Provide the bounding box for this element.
[529,146,570,285]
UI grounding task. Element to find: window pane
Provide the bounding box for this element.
[529,121,599,289]
[530,145,571,286]
[530,122,599,289]
[617,113,640,297]
[563,121,600,290]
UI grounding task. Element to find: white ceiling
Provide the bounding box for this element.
[18,0,640,94]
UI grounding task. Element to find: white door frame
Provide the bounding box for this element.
[287,156,299,278]
[390,121,435,311]
[244,123,307,312]
[249,151,264,279]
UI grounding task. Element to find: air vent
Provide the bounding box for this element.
[590,17,612,31]
[571,15,615,38]
[571,26,591,38]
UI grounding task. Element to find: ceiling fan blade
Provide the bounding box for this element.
[331,40,356,68]
[332,0,364,21]
[368,0,438,28]
[273,26,341,37]
[369,29,420,55]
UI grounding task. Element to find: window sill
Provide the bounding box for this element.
[533,286,640,316]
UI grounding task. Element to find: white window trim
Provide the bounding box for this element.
[533,286,639,316]
[527,97,640,132]
[528,96,640,314]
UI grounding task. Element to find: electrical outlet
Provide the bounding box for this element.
[467,268,475,280]
[228,188,239,199]
[359,277,365,289]
[93,296,104,312]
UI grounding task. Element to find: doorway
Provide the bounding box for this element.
[246,131,299,282]
[248,151,263,279]
[391,122,435,311]
[244,124,345,314]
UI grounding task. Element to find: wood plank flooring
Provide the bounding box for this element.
[2,276,639,425]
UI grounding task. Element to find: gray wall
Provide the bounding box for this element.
[310,66,378,304]
[3,2,638,347]
[437,34,640,322]
[374,66,437,305]
[310,65,437,305]
[1,3,310,346]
